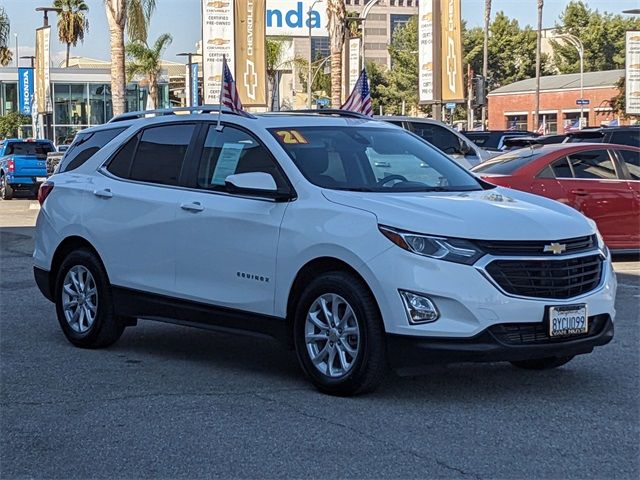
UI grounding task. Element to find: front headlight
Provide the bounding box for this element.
[379,226,485,265]
[587,219,609,256]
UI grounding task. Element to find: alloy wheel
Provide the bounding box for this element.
[305,293,361,378]
[62,265,98,333]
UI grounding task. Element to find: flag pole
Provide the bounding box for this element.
[216,55,225,132]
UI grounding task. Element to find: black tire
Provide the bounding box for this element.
[293,271,386,396]
[54,249,124,348]
[0,174,13,200]
[510,356,574,370]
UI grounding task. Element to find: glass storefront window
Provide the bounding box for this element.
[538,113,558,134]
[505,115,528,131]
[89,84,107,125]
[70,84,88,125]
[2,82,18,115]
[54,83,71,125]
[54,126,83,146]
[126,85,140,112]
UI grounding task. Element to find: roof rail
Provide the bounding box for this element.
[107,105,234,123]
[286,109,371,119]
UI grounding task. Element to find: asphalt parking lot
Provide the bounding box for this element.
[1,199,638,479]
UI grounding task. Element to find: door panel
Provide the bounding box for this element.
[174,124,289,315]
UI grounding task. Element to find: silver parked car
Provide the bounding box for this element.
[375,116,494,168]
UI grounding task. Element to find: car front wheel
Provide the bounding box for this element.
[293,271,386,396]
[54,249,124,348]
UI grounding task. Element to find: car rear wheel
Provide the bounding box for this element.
[55,250,124,348]
[293,271,386,396]
[510,356,574,370]
[0,174,13,200]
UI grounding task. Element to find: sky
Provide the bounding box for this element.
[2,0,639,67]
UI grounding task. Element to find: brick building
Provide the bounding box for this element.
[487,69,626,133]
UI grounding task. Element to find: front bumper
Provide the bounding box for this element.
[387,314,614,375]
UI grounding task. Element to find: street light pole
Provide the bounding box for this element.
[559,34,585,129]
[35,7,61,141]
[20,56,36,68]
[14,33,18,68]
[359,0,381,70]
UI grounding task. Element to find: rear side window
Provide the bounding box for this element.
[107,124,196,186]
[610,130,639,147]
[409,123,460,154]
[618,149,640,180]
[568,150,617,179]
[550,157,573,178]
[60,127,126,172]
[472,149,545,175]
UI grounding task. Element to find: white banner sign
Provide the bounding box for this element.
[265,0,328,37]
[348,38,361,92]
[202,0,235,105]
[418,0,434,103]
[626,31,640,116]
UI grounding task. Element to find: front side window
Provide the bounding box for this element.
[128,124,195,185]
[197,125,288,191]
[568,150,617,180]
[270,127,482,192]
[409,123,460,154]
[60,127,126,172]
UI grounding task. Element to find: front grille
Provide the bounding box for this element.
[490,314,609,345]
[476,235,597,256]
[485,254,602,299]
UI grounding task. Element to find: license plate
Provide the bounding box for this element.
[548,305,588,337]
[36,177,47,182]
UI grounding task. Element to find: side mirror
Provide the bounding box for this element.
[225,172,292,201]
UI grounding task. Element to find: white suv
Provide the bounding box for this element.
[33,108,616,395]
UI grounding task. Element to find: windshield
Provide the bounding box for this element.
[472,147,547,174]
[270,127,482,192]
[6,142,55,157]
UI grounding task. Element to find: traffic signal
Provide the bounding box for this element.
[473,76,486,108]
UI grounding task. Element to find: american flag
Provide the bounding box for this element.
[564,119,580,133]
[341,69,373,117]
[220,55,251,117]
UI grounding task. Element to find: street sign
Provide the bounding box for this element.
[446,102,456,109]
[316,98,330,107]
[576,99,590,105]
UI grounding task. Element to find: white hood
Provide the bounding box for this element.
[322,187,594,241]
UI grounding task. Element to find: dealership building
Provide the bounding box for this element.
[487,69,627,132]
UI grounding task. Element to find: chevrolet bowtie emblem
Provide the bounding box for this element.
[544,242,567,255]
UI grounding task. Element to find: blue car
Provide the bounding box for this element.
[0,139,55,200]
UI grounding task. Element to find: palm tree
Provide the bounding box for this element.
[104,0,156,116]
[326,0,346,107]
[54,0,89,68]
[126,33,172,110]
[0,6,12,67]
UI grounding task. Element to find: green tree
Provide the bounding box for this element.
[0,112,31,138]
[54,0,90,68]
[375,17,419,114]
[104,0,157,116]
[0,7,12,67]
[266,38,306,110]
[552,1,640,73]
[126,33,172,109]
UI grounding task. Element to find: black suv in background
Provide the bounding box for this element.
[566,126,639,146]
[462,130,538,152]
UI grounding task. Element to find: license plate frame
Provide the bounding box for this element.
[548,304,588,337]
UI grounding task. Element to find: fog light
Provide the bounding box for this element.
[399,290,439,324]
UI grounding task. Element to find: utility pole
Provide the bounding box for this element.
[481,0,490,130]
[177,52,201,107]
[534,0,543,131]
[307,0,324,109]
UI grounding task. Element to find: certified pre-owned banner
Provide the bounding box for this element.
[35,26,52,113]
[202,0,235,105]
[418,0,434,103]
[626,31,640,115]
[235,0,267,106]
[440,0,464,102]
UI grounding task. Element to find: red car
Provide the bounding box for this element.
[472,143,640,252]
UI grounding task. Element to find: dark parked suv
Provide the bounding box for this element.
[566,126,639,147]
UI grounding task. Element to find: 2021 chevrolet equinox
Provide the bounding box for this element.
[33,108,616,395]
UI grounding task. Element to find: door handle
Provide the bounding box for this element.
[374,161,391,168]
[180,202,204,212]
[93,188,113,198]
[570,189,589,196]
